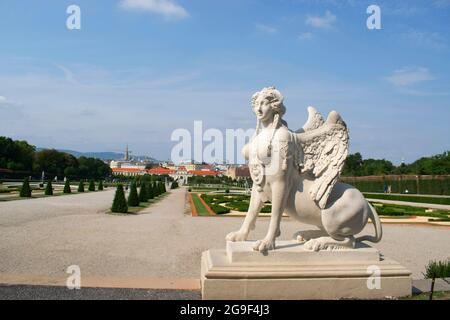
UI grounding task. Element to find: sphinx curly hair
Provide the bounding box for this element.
[252,86,286,117]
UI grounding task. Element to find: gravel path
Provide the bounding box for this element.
[0,187,449,285]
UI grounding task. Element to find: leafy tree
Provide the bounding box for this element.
[342,153,363,176]
[128,181,140,207]
[0,137,35,172]
[45,180,53,196]
[20,177,32,197]
[63,179,71,194]
[98,180,103,191]
[78,180,85,193]
[88,179,96,191]
[111,184,128,213]
[139,182,148,202]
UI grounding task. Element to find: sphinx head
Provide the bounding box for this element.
[251,87,286,123]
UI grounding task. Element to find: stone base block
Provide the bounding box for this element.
[201,241,412,300]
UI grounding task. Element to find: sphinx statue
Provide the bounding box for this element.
[226,87,382,252]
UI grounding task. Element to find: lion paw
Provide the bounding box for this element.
[304,237,354,252]
[253,238,275,253]
[226,230,249,242]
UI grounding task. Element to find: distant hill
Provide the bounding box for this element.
[37,148,158,162]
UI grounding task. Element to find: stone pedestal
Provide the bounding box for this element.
[201,241,412,300]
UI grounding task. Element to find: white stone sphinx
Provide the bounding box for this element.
[226,86,382,252]
[200,87,411,300]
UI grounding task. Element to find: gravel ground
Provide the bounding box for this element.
[0,187,449,284]
[0,284,200,300]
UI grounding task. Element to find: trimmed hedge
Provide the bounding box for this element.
[20,178,32,197]
[63,179,71,194]
[111,184,128,213]
[45,180,53,196]
[364,193,450,205]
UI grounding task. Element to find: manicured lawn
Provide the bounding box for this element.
[190,193,211,216]
[371,202,450,220]
[364,193,450,205]
[108,193,169,215]
[0,188,108,202]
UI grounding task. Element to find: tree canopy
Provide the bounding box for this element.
[0,136,111,179]
[342,151,450,176]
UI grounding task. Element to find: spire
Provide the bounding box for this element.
[125,144,129,161]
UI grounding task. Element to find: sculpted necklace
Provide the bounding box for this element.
[251,114,280,191]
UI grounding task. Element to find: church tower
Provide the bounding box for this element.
[125,144,129,161]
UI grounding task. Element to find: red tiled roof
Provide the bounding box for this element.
[112,168,145,173]
[147,167,175,175]
[188,170,219,176]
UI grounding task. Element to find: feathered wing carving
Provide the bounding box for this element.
[295,110,349,209]
[301,106,325,132]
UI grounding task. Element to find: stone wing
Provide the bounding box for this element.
[295,110,349,209]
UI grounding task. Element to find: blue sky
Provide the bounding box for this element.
[0,0,449,164]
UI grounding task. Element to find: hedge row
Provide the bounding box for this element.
[343,176,450,195]
[364,193,450,205]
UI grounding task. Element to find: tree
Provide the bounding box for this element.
[78,180,85,193]
[45,180,53,196]
[128,181,140,207]
[0,137,35,172]
[20,177,32,197]
[139,182,148,202]
[63,179,71,194]
[111,184,128,213]
[98,180,103,191]
[88,179,95,191]
[342,152,363,176]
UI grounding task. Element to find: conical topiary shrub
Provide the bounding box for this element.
[78,180,85,193]
[111,184,128,213]
[45,180,53,196]
[98,180,103,191]
[128,181,140,207]
[88,179,95,191]
[147,182,154,200]
[63,179,71,194]
[20,177,32,198]
[139,182,148,203]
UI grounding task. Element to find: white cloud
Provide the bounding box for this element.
[119,0,189,19]
[0,95,6,103]
[305,11,336,29]
[255,23,277,35]
[298,32,313,40]
[386,67,435,87]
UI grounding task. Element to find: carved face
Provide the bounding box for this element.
[254,96,275,122]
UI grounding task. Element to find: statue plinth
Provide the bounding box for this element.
[201,241,412,300]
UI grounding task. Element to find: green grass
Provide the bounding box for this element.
[371,202,450,220]
[191,193,211,216]
[108,193,169,215]
[0,187,110,202]
[401,291,450,300]
[364,193,450,205]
